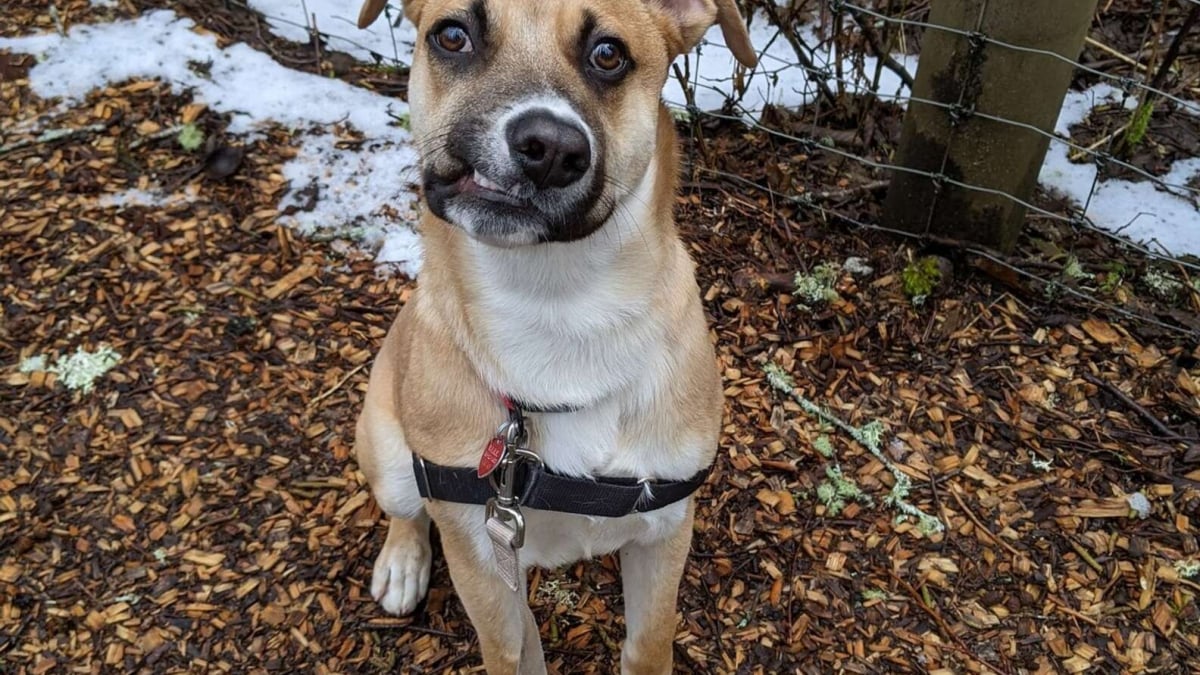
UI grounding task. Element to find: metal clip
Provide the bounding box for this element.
[486,447,541,549]
[483,429,541,591]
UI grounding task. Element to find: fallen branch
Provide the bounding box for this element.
[1082,372,1190,442]
[763,362,945,535]
[0,114,122,156]
[127,124,186,150]
[807,179,889,202]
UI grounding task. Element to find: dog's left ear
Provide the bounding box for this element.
[358,0,425,29]
[653,0,758,68]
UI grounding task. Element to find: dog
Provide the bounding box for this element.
[353,0,756,672]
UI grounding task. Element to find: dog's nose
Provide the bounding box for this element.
[506,112,591,189]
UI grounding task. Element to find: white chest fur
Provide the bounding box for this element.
[458,161,665,407]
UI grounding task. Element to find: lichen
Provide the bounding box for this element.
[18,355,48,373]
[1142,267,1185,302]
[793,262,842,310]
[1126,492,1151,520]
[20,345,122,393]
[817,465,874,516]
[1062,256,1088,281]
[536,578,579,608]
[669,107,692,123]
[1175,559,1200,579]
[844,257,875,278]
[813,434,834,458]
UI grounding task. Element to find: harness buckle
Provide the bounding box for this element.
[485,499,527,548]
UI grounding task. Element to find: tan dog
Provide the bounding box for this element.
[353,1,756,672]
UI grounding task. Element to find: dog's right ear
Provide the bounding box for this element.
[357,0,424,29]
[652,0,758,68]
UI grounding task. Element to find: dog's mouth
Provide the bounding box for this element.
[452,169,530,208]
[424,158,610,246]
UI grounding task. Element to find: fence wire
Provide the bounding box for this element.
[246,0,1200,337]
[674,0,1200,338]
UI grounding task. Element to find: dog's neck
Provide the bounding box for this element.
[418,150,686,409]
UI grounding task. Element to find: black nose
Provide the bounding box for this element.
[506,111,591,189]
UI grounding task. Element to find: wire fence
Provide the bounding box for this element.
[244,0,1200,338]
[684,0,1200,339]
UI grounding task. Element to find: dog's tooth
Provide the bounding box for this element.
[473,170,503,192]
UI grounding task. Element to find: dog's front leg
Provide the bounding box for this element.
[436,514,547,675]
[618,501,695,675]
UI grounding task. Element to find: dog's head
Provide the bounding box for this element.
[360,0,756,247]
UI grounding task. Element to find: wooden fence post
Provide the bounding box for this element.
[883,0,1100,253]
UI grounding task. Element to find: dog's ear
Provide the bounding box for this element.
[357,0,425,29]
[652,0,758,68]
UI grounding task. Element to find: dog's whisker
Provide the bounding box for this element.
[600,175,655,257]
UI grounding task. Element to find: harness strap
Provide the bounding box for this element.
[412,453,709,518]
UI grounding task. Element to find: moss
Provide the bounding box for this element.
[861,588,889,602]
[177,123,205,152]
[1125,100,1154,149]
[1100,261,1128,295]
[387,109,411,131]
[902,257,942,300]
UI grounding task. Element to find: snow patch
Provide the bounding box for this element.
[0,10,421,273]
[99,186,198,210]
[663,16,916,115]
[1039,84,1200,256]
[246,0,419,64]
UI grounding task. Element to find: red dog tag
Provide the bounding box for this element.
[478,436,507,478]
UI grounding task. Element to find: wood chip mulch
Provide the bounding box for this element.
[3,1,1200,674]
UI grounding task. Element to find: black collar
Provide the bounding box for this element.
[504,396,581,415]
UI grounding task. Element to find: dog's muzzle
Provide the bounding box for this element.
[422,98,608,247]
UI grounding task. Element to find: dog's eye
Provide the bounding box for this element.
[433,23,473,53]
[588,40,627,75]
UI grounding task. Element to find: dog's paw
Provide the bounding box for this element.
[371,530,432,615]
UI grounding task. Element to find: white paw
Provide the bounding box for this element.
[370,535,432,615]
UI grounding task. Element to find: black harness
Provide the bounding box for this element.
[410,398,711,518]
